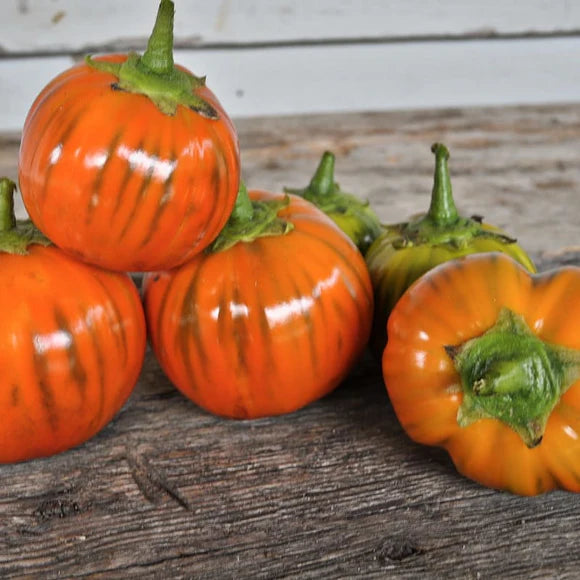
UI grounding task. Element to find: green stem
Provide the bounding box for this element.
[308,151,336,197]
[0,178,17,232]
[0,178,50,254]
[228,182,254,223]
[399,142,485,247]
[86,0,217,118]
[283,151,382,253]
[473,360,531,396]
[141,0,174,75]
[448,307,580,448]
[208,184,294,253]
[385,143,536,270]
[426,143,459,226]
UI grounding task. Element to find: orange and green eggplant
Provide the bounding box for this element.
[142,182,373,420]
[0,179,146,463]
[18,0,240,272]
[284,151,382,254]
[383,252,580,495]
[365,143,536,358]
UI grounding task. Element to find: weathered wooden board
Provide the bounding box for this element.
[4,38,580,133]
[4,0,580,55]
[2,103,579,257]
[0,104,579,579]
[3,1,580,132]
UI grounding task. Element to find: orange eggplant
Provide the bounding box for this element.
[18,0,240,271]
[383,252,580,495]
[142,185,373,419]
[0,179,146,462]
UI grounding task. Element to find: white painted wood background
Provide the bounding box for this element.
[1,1,580,132]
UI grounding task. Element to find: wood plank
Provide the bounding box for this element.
[237,105,580,258]
[0,104,579,578]
[3,37,580,133]
[0,56,74,134]
[3,0,580,55]
[7,103,577,256]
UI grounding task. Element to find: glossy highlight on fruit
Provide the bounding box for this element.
[366,143,535,357]
[0,179,146,463]
[143,186,373,419]
[18,0,240,271]
[285,151,382,254]
[383,252,580,495]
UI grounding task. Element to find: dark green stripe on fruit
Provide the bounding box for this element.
[10,385,20,406]
[87,131,125,222]
[247,244,277,376]
[95,277,129,364]
[198,149,227,245]
[113,139,145,217]
[83,306,107,426]
[229,281,249,374]
[117,144,159,242]
[31,330,59,431]
[290,274,318,374]
[150,276,172,354]
[176,260,209,386]
[139,152,178,249]
[54,307,88,397]
[39,104,90,205]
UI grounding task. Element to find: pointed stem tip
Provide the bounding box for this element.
[428,142,459,226]
[309,151,336,196]
[141,0,175,76]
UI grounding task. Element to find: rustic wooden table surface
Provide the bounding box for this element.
[0,104,579,579]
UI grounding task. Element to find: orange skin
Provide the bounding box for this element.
[142,190,374,419]
[383,252,580,495]
[18,55,240,272]
[0,245,146,463]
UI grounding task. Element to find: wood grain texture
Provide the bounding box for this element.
[3,103,580,256]
[4,38,580,132]
[0,104,579,578]
[3,1,580,133]
[235,104,580,256]
[3,0,580,54]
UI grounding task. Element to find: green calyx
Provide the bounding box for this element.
[390,143,516,250]
[86,0,217,118]
[208,183,294,253]
[284,151,382,253]
[446,307,580,448]
[0,178,50,254]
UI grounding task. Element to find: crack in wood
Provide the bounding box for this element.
[125,448,192,511]
[6,29,580,60]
